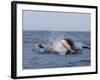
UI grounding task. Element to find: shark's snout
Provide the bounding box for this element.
[38,44,44,48]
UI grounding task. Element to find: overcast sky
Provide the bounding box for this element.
[23,10,91,31]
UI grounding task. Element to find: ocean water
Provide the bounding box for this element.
[23,31,91,69]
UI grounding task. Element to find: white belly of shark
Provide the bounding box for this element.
[38,39,89,55]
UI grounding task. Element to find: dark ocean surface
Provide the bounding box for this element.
[23,31,91,69]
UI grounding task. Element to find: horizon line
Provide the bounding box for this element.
[22,30,90,32]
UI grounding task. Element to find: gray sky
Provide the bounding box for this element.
[23,10,91,31]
